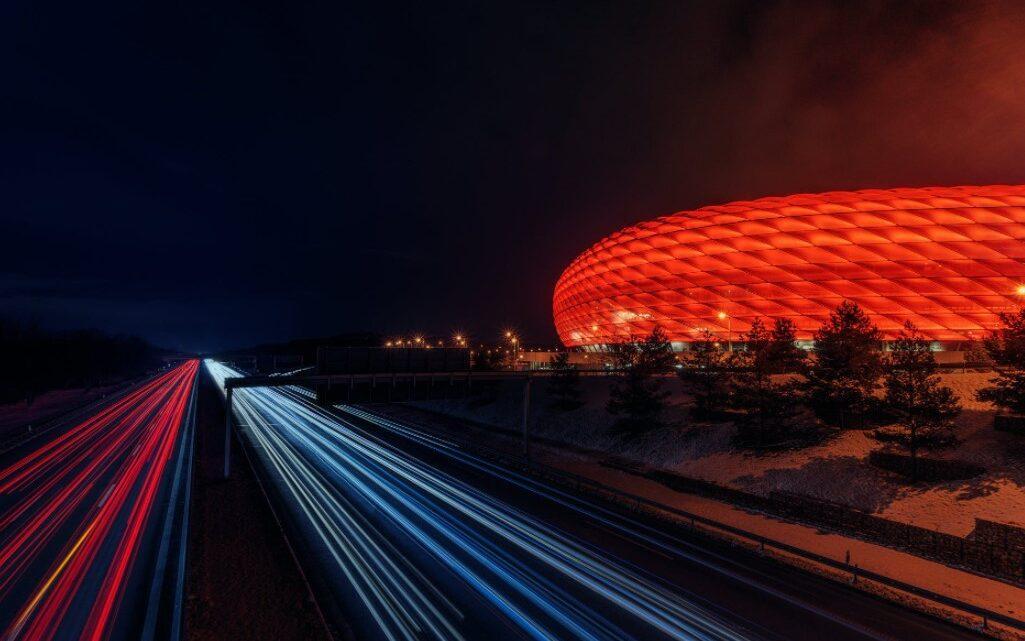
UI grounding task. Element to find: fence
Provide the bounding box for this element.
[347,408,1025,635]
[601,458,1025,585]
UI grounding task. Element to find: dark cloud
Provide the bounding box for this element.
[2,1,1024,351]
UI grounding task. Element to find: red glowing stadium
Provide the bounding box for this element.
[553,185,1025,349]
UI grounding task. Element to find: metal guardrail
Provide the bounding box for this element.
[221,369,1023,635]
[223,369,588,474]
[222,368,623,391]
[169,376,197,641]
[529,460,1020,632]
[141,366,199,641]
[0,375,154,455]
[348,405,1025,636]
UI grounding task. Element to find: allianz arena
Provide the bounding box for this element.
[553,185,1025,349]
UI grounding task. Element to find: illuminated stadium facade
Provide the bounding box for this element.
[553,185,1025,350]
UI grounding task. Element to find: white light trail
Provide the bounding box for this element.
[204,360,747,641]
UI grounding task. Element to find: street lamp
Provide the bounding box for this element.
[717,310,732,352]
[504,331,520,367]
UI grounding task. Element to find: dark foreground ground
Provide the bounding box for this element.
[184,370,329,641]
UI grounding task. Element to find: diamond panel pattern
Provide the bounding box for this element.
[553,185,1025,346]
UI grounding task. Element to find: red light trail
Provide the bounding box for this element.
[0,360,198,641]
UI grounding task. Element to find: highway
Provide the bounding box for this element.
[0,360,198,641]
[206,360,987,641]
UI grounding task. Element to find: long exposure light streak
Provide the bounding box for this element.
[336,406,891,641]
[0,360,198,641]
[206,360,746,641]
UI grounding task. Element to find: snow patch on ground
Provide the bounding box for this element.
[417,371,1025,536]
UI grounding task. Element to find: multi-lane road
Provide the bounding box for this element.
[0,360,198,641]
[0,357,998,640]
[205,360,989,641]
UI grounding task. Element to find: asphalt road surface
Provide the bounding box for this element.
[0,360,198,641]
[206,360,989,641]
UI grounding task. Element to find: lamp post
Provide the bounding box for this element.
[504,331,520,367]
[718,310,732,352]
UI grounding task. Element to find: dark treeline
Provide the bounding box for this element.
[0,318,161,405]
[569,302,981,481]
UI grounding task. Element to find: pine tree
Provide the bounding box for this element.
[765,318,807,374]
[548,352,583,411]
[677,329,734,420]
[607,326,675,435]
[804,301,884,428]
[977,307,1025,414]
[743,317,771,371]
[963,337,992,367]
[883,322,961,481]
[731,318,806,446]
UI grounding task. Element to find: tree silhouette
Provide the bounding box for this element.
[804,301,884,428]
[677,329,734,420]
[978,307,1025,414]
[0,318,159,405]
[963,337,992,367]
[764,318,807,374]
[548,352,582,411]
[607,326,675,435]
[882,322,961,480]
[471,348,503,371]
[731,318,807,446]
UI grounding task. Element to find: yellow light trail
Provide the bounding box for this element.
[7,518,99,639]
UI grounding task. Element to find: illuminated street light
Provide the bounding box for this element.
[717,311,732,352]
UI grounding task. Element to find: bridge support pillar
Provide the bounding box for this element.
[223,387,233,479]
[522,376,531,460]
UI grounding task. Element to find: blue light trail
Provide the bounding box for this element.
[205,360,748,641]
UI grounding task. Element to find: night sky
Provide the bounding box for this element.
[4,1,1025,352]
